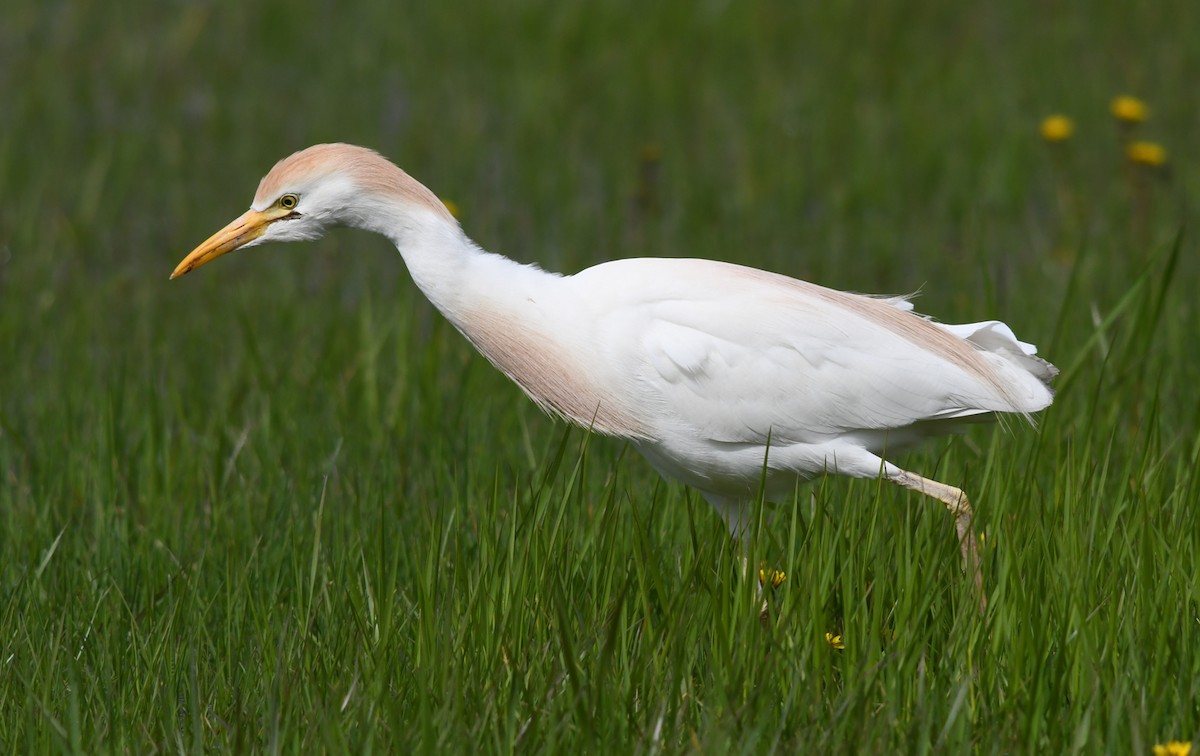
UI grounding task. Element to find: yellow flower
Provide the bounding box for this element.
[1152,741,1192,756]
[440,198,461,219]
[1040,115,1074,143]
[758,567,786,588]
[1127,141,1168,167]
[825,632,844,650]
[1111,95,1148,123]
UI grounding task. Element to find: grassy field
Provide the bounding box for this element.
[2,0,1198,751]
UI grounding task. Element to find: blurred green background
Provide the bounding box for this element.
[1,0,1197,751]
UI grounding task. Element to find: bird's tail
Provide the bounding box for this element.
[936,320,1058,415]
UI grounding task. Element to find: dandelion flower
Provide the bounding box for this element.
[758,567,786,588]
[1111,95,1148,123]
[1152,741,1192,756]
[825,632,844,650]
[1040,115,1074,143]
[440,198,461,219]
[1127,141,1168,167]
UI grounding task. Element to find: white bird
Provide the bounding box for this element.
[173,143,1056,607]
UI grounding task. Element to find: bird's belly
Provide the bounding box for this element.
[630,418,972,500]
[632,436,833,499]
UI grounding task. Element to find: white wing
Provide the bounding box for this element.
[569,258,1053,447]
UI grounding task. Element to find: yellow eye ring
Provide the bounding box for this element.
[279,193,299,209]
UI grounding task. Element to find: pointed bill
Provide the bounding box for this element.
[170,207,289,279]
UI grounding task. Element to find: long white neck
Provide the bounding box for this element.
[361,197,557,331]
[346,191,648,439]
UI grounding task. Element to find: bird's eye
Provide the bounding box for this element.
[279,194,299,209]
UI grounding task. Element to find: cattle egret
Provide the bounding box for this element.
[173,143,1056,609]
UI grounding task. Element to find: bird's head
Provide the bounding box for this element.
[171,143,453,279]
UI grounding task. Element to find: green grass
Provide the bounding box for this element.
[2,0,1198,751]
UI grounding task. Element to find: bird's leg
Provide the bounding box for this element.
[704,494,750,577]
[731,537,773,625]
[704,493,775,622]
[887,470,986,613]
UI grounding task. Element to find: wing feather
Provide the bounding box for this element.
[570,258,1052,446]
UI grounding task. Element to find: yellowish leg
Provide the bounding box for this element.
[888,470,986,613]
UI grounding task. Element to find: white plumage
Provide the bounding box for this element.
[174,143,1056,609]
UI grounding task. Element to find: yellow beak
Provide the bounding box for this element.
[170,207,289,279]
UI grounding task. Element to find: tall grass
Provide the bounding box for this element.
[1,0,1197,751]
